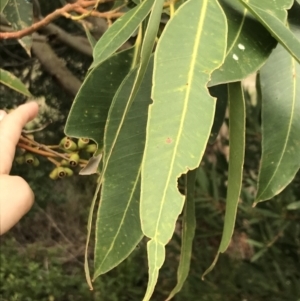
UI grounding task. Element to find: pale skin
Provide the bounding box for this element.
[0,102,39,235]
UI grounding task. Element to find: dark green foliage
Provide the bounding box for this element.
[1,0,300,299]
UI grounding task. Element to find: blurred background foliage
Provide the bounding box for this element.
[0,0,300,300]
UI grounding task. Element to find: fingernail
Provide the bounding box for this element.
[0,110,7,121]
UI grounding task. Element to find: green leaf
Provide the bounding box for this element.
[255,23,300,203]
[123,0,165,119]
[209,84,228,143]
[97,0,164,180]
[166,170,197,301]
[286,201,300,210]
[202,82,246,278]
[0,0,9,12]
[65,48,134,148]
[90,0,164,283]
[91,0,154,68]
[210,0,279,86]
[141,0,227,299]
[219,82,245,252]
[111,0,127,10]
[65,48,134,289]
[82,23,97,49]
[93,58,153,278]
[238,0,300,64]
[3,0,33,56]
[0,68,32,97]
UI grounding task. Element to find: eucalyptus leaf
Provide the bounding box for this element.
[98,0,164,176]
[65,48,134,148]
[90,1,164,285]
[238,0,300,63]
[93,59,153,279]
[255,23,300,203]
[111,0,126,10]
[166,170,197,301]
[141,0,227,299]
[0,0,9,12]
[82,23,97,49]
[210,0,278,86]
[91,0,154,68]
[219,82,245,252]
[3,0,33,56]
[0,68,32,97]
[286,201,300,210]
[64,48,134,289]
[203,82,246,278]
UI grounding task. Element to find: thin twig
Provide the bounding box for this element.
[73,7,124,19]
[46,145,60,149]
[22,120,52,134]
[18,142,58,158]
[19,136,69,160]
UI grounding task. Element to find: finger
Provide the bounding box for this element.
[0,175,34,235]
[0,110,7,121]
[0,102,39,174]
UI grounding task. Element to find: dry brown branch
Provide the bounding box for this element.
[42,23,93,57]
[0,0,122,40]
[19,136,70,160]
[31,33,82,96]
[72,6,124,20]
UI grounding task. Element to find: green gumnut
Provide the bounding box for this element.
[33,157,40,167]
[25,153,35,164]
[57,166,67,178]
[77,138,90,149]
[59,136,69,146]
[69,153,80,167]
[85,144,97,154]
[64,167,74,177]
[15,155,25,165]
[49,168,59,180]
[63,140,78,151]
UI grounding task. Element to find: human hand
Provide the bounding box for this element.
[0,102,39,235]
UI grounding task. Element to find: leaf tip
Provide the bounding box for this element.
[201,252,220,280]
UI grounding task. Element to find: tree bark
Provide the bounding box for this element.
[32,34,82,97]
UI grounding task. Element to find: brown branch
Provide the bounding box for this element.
[18,142,59,158]
[47,157,61,166]
[0,24,47,41]
[19,136,69,159]
[0,24,84,95]
[19,135,89,165]
[42,23,93,57]
[31,33,82,96]
[0,0,119,40]
[0,1,85,39]
[72,7,124,19]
